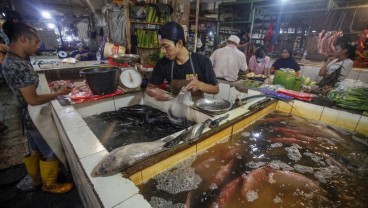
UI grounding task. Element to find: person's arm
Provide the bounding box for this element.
[263,57,271,76]
[319,58,334,77]
[186,54,219,94]
[145,83,172,101]
[248,56,256,72]
[186,77,219,94]
[20,85,71,106]
[145,58,173,101]
[239,54,248,72]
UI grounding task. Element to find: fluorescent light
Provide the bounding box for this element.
[42,11,51,19]
[47,23,55,29]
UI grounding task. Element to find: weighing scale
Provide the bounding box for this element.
[119,66,143,90]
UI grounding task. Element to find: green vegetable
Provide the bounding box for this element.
[327,87,368,111]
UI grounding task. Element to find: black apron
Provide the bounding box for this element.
[170,53,204,100]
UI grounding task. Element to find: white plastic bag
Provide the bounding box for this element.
[168,87,193,125]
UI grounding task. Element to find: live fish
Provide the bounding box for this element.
[164,120,211,148]
[91,141,166,177]
[92,120,210,177]
[212,159,235,186]
[269,137,309,146]
[241,166,327,199]
[212,177,242,208]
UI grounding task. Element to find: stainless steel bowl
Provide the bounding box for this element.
[111,54,140,63]
[195,98,232,114]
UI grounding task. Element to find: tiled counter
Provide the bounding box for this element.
[41,69,367,208]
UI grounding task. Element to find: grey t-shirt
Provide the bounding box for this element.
[2,52,39,130]
[326,59,353,81]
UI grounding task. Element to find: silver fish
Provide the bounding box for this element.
[91,141,166,177]
[164,120,211,148]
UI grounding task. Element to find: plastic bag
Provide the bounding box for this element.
[168,87,193,125]
[335,79,367,91]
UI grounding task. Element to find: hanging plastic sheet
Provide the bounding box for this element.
[108,5,126,45]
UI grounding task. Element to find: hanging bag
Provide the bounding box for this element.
[317,61,344,88]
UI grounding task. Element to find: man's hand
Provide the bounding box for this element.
[185,77,203,92]
[56,86,72,96]
[146,86,173,101]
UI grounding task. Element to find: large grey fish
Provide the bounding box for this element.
[91,141,166,177]
[91,120,211,177]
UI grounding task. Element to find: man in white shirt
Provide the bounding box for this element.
[210,35,248,81]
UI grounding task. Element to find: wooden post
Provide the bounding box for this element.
[194,0,200,52]
[124,0,131,53]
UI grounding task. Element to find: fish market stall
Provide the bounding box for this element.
[35,57,368,208]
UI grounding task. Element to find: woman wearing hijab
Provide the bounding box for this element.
[248,47,271,75]
[271,48,300,73]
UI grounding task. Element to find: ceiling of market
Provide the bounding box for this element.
[0,0,367,19]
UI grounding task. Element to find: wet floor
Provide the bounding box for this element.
[0,83,83,208]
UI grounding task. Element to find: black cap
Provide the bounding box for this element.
[159,21,185,45]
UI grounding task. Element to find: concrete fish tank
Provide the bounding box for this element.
[35,65,368,208]
[139,112,368,207]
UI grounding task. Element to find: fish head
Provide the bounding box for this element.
[91,154,121,177]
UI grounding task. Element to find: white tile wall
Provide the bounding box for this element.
[80,151,140,208]
[75,97,116,118]
[358,71,368,83]
[346,70,360,80]
[214,83,230,100]
[143,92,162,110]
[113,194,151,208]
[57,106,88,130]
[65,126,106,158]
[204,93,214,98]
[229,87,247,105]
[114,92,144,110]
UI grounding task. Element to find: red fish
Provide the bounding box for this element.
[213,177,242,208]
[221,146,241,160]
[281,132,319,143]
[271,127,308,135]
[269,137,308,146]
[184,191,192,208]
[194,156,216,173]
[241,166,327,199]
[314,151,352,176]
[263,116,291,122]
[212,159,235,186]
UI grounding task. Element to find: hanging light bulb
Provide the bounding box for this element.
[47,23,55,29]
[42,11,51,19]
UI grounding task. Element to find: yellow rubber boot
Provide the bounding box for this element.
[39,160,73,194]
[23,154,42,186]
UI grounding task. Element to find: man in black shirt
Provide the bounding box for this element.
[146,22,219,101]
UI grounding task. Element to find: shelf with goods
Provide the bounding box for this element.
[188,21,216,55]
[215,2,252,48]
[128,2,172,64]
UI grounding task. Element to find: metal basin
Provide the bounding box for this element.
[111,54,140,63]
[195,98,231,114]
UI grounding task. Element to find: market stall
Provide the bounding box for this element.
[1,1,368,208]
